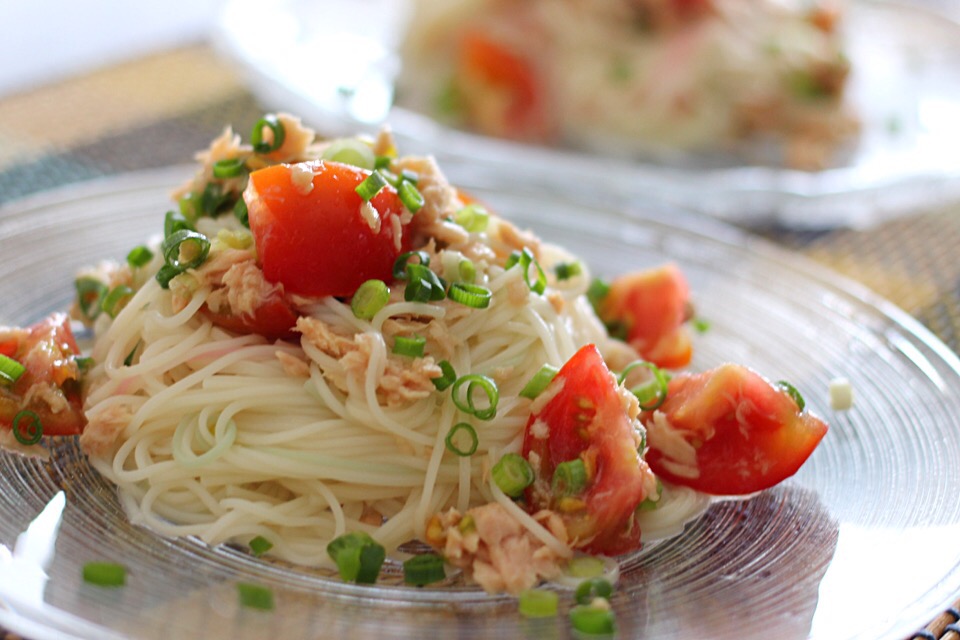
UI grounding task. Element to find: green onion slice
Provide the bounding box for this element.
[574,578,613,605]
[552,458,587,497]
[519,364,559,400]
[444,422,479,457]
[505,248,546,295]
[453,204,489,233]
[458,258,477,284]
[518,589,559,618]
[554,261,582,281]
[13,410,42,445]
[569,603,616,635]
[75,277,108,321]
[404,264,446,303]
[0,354,26,385]
[233,197,249,228]
[777,380,806,412]
[82,561,126,587]
[692,317,711,334]
[586,278,611,311]
[447,283,491,309]
[326,531,386,584]
[355,170,388,202]
[164,209,193,237]
[200,182,229,217]
[491,453,534,498]
[637,479,663,512]
[403,553,446,586]
[374,155,392,170]
[351,279,390,320]
[249,535,273,557]
[237,582,275,610]
[178,192,200,225]
[321,138,375,169]
[251,114,286,154]
[432,360,457,391]
[212,157,246,179]
[126,245,154,268]
[393,335,426,358]
[101,285,134,319]
[566,556,607,579]
[155,265,181,289]
[393,251,430,279]
[397,180,424,213]
[161,230,211,271]
[618,361,670,411]
[451,374,499,421]
[74,356,95,372]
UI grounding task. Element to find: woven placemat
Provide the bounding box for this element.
[1,43,959,640]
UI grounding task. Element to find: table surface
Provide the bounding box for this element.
[0,44,958,640]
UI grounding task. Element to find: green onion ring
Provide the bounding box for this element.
[403,553,446,586]
[249,535,273,557]
[236,583,274,610]
[552,458,587,497]
[393,251,431,280]
[447,282,492,309]
[451,374,499,420]
[82,561,126,587]
[126,245,154,269]
[491,452,534,497]
[776,380,806,412]
[393,335,426,358]
[398,180,424,213]
[212,157,246,179]
[101,285,134,319]
[355,170,388,202]
[432,360,457,391]
[13,410,42,446]
[445,422,479,457]
[618,361,670,411]
[351,279,390,320]
[518,589,559,619]
[250,114,285,153]
[519,364,559,400]
[161,229,211,271]
[0,355,25,385]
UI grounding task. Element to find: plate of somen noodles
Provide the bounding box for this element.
[1,114,960,640]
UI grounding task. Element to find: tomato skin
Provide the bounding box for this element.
[643,364,828,495]
[246,161,411,298]
[599,263,692,369]
[202,294,299,341]
[0,313,85,437]
[523,344,653,555]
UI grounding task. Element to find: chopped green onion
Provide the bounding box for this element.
[398,169,420,184]
[518,589,558,618]
[155,265,181,289]
[519,364,559,400]
[403,553,446,586]
[552,459,587,497]
[566,556,606,579]
[637,479,663,512]
[505,248,546,295]
[451,374,499,420]
[458,258,476,284]
[126,245,154,268]
[453,204,489,233]
[605,320,629,342]
[123,341,141,367]
[200,182,230,217]
[432,360,457,391]
[82,561,126,587]
[374,155,392,171]
[321,138,375,169]
[492,453,534,497]
[618,361,669,411]
[777,380,806,412]
[178,192,201,224]
[393,335,426,358]
[74,356,95,372]
[75,277,108,321]
[12,410,42,445]
[404,264,446,303]
[355,170,388,202]
[0,354,26,385]
[237,582,274,610]
[586,278,611,311]
[398,180,424,213]
[100,285,134,319]
[212,157,246,179]
[444,422,479,457]
[574,578,613,605]
[249,536,273,557]
[692,317,711,334]
[393,251,431,279]
[251,114,285,154]
[161,230,211,271]
[351,279,390,320]
[233,197,249,228]
[569,603,616,635]
[164,210,193,237]
[447,283,492,309]
[554,261,582,281]
[326,531,386,584]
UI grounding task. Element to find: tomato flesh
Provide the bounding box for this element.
[246,161,411,298]
[202,293,299,341]
[643,364,828,495]
[599,263,692,369]
[0,313,85,437]
[522,344,653,555]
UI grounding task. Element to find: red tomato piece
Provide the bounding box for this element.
[202,293,299,341]
[458,31,552,142]
[1,313,86,437]
[599,263,693,369]
[643,364,828,495]
[246,161,411,298]
[522,344,655,555]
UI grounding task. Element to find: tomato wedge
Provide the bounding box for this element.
[598,263,693,369]
[202,293,299,341]
[522,344,655,555]
[246,161,411,298]
[643,364,828,495]
[1,313,86,438]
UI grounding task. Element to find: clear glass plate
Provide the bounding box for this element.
[2,168,960,639]
[213,0,960,228]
